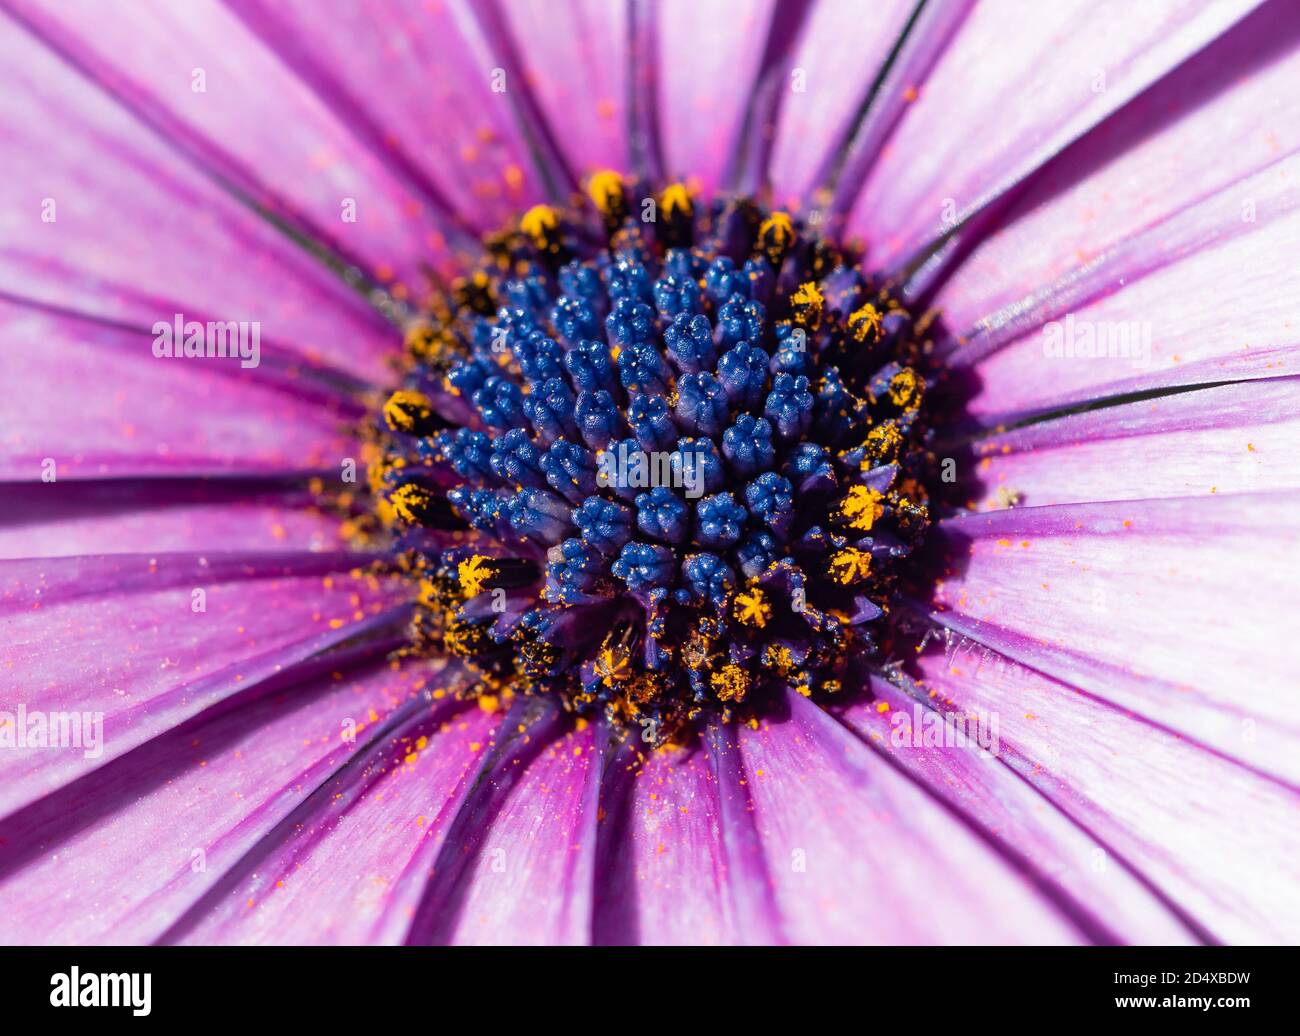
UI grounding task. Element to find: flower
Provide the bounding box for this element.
[0,0,1297,946]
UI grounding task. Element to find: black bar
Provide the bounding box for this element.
[0,945,1289,1022]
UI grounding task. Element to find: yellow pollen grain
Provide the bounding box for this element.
[849,303,884,343]
[711,663,750,703]
[520,204,558,242]
[838,484,885,531]
[389,484,431,526]
[457,554,498,598]
[587,170,625,215]
[660,183,693,219]
[382,389,433,434]
[733,587,772,629]
[828,547,872,585]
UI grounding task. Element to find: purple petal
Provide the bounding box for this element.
[835,682,1199,944]
[0,17,401,383]
[418,707,601,945]
[894,646,1300,943]
[0,481,349,559]
[932,1,1300,336]
[766,0,916,205]
[961,378,1300,509]
[842,0,1261,272]
[0,301,361,480]
[0,657,443,944]
[5,0,466,291]
[930,493,1300,783]
[733,688,1086,943]
[654,0,778,192]
[0,551,407,818]
[494,0,629,175]
[591,736,743,945]
[944,151,1300,419]
[169,701,505,944]
[224,0,555,228]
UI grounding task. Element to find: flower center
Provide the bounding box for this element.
[366,171,935,746]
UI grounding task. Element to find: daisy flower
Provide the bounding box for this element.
[1,0,1297,946]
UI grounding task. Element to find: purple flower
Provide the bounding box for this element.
[0,0,1297,947]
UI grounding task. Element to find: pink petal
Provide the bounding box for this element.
[734,689,1086,943]
[766,0,916,206]
[930,493,1300,782]
[0,551,408,818]
[962,378,1300,509]
[950,151,1300,420]
[170,701,504,944]
[0,657,445,944]
[408,704,600,945]
[6,0,464,292]
[0,482,348,559]
[933,1,1300,335]
[494,0,629,176]
[0,300,361,480]
[224,0,559,227]
[843,0,1261,271]
[0,17,401,384]
[835,682,1198,944]
[654,0,778,191]
[592,738,744,944]
[895,645,1300,943]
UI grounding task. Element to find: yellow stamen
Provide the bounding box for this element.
[761,644,795,675]
[661,183,693,220]
[457,554,499,598]
[859,421,904,469]
[888,368,924,411]
[837,484,885,532]
[848,303,884,344]
[828,547,873,585]
[520,204,559,245]
[595,646,631,688]
[732,587,772,629]
[389,484,433,526]
[756,211,795,266]
[759,212,794,245]
[711,663,751,703]
[789,281,824,331]
[382,389,433,434]
[587,170,626,218]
